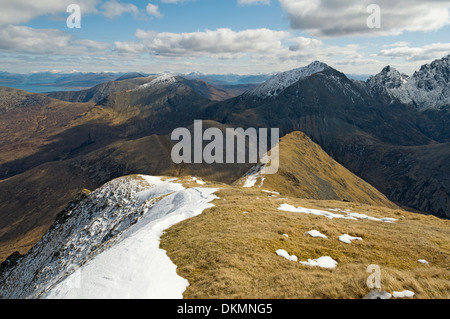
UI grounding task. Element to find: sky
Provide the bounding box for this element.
[0,0,449,76]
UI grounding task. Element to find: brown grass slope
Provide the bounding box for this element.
[0,127,395,262]
[235,131,396,208]
[161,182,450,299]
[0,121,252,261]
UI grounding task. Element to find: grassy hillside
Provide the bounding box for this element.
[161,180,450,299]
[235,131,396,209]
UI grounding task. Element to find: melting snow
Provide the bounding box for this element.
[242,165,263,188]
[276,249,298,262]
[277,204,397,223]
[339,234,363,244]
[299,256,337,269]
[305,230,328,239]
[43,176,218,299]
[191,177,206,185]
[277,204,356,220]
[262,190,280,195]
[346,212,397,223]
[393,290,415,298]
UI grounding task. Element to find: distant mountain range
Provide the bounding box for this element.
[206,55,450,217]
[0,55,448,266]
[0,70,369,93]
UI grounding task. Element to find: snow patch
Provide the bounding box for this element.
[277,204,397,223]
[305,230,327,239]
[346,212,397,223]
[40,176,219,299]
[299,256,337,269]
[277,204,356,220]
[276,249,298,262]
[393,290,415,298]
[261,190,280,195]
[242,165,263,188]
[339,234,363,244]
[191,177,206,185]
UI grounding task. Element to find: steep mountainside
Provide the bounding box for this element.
[368,55,450,110]
[47,75,236,103]
[205,60,450,218]
[0,174,448,299]
[0,75,215,180]
[0,175,218,298]
[0,57,448,267]
[235,131,395,209]
[0,124,395,262]
[0,87,94,172]
[46,77,154,103]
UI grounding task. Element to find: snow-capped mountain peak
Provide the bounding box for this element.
[401,55,450,109]
[367,66,409,90]
[368,55,450,110]
[247,61,329,98]
[135,73,179,91]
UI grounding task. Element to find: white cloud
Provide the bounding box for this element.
[0,0,100,26]
[115,28,290,58]
[160,0,193,3]
[146,3,163,18]
[379,43,450,62]
[101,0,139,19]
[238,0,271,5]
[0,25,111,56]
[278,0,450,38]
[111,27,378,74]
[0,25,71,54]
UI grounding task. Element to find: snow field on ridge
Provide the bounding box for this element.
[45,176,219,299]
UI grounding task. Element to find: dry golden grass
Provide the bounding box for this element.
[161,182,450,299]
[235,131,396,209]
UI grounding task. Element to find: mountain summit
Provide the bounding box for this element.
[246,61,329,98]
[369,55,450,110]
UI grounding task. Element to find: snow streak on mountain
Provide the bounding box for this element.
[0,175,218,299]
[366,55,450,110]
[246,61,328,98]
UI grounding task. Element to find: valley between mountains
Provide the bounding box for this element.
[0,56,449,299]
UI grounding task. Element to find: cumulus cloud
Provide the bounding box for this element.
[101,0,139,19]
[0,24,111,56]
[111,27,373,74]
[0,0,100,26]
[160,0,192,3]
[0,25,71,54]
[115,28,291,58]
[379,43,450,62]
[278,0,450,38]
[238,0,271,5]
[146,3,163,18]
